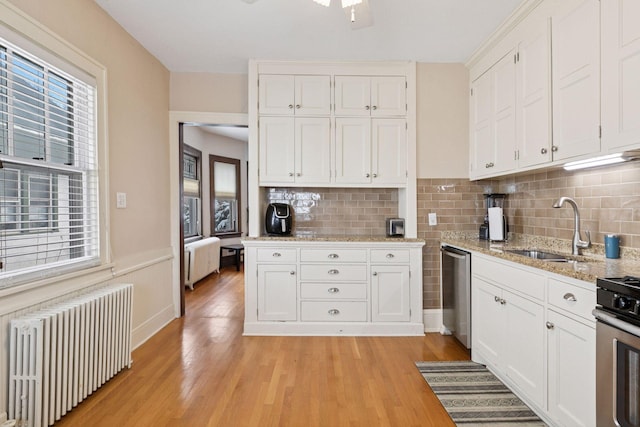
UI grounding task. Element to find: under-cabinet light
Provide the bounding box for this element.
[563,151,640,171]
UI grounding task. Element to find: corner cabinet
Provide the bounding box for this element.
[471,252,595,427]
[243,239,425,336]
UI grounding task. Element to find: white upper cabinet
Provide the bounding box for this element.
[602,0,640,152]
[335,76,406,116]
[372,118,408,185]
[258,116,295,183]
[551,0,601,162]
[259,75,331,116]
[516,18,552,168]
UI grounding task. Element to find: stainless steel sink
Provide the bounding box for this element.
[505,249,569,262]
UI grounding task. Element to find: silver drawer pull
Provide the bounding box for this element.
[328,309,340,316]
[328,269,339,275]
[328,287,340,294]
[386,253,395,259]
[563,293,577,302]
[272,252,281,257]
[328,253,339,259]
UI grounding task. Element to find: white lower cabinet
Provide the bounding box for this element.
[471,253,596,427]
[244,240,424,335]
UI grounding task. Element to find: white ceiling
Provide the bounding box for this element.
[94,0,525,74]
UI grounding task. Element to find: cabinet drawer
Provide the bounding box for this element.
[371,249,409,263]
[548,278,596,321]
[300,264,367,282]
[257,248,297,263]
[301,301,367,322]
[300,249,367,263]
[300,283,367,300]
[474,256,544,301]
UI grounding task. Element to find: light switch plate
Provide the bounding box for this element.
[116,192,127,209]
[428,212,437,226]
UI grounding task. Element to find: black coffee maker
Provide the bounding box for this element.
[265,203,292,235]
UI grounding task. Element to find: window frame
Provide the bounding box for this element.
[182,144,202,239]
[209,154,241,239]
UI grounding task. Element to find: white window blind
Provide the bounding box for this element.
[0,35,99,288]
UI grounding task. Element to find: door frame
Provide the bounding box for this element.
[169,111,248,317]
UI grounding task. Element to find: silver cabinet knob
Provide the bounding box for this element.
[328,269,339,275]
[290,271,295,275]
[546,321,555,330]
[289,172,294,177]
[494,296,500,302]
[551,145,558,152]
[563,293,577,302]
[500,298,506,305]
[272,252,281,257]
[328,287,340,294]
[328,253,339,259]
[372,105,377,110]
[373,272,378,276]
[386,253,395,259]
[365,173,371,178]
[328,309,340,316]
[295,104,301,109]
[288,104,294,109]
[296,173,301,177]
[541,148,548,154]
[365,105,370,110]
[372,173,378,178]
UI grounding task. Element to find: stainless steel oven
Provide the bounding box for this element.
[594,276,640,427]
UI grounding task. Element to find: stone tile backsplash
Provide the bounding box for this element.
[263,161,640,310]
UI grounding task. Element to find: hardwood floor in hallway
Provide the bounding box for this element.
[56,266,470,427]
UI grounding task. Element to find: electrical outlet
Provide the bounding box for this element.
[428,212,437,226]
[116,192,127,209]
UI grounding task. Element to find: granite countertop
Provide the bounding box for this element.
[441,232,640,284]
[243,235,425,244]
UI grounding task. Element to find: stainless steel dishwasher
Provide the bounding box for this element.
[440,245,471,349]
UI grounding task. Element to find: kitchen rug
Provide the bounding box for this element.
[415,361,547,426]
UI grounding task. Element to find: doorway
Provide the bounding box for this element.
[170,112,248,316]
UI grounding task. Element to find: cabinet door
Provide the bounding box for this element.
[470,70,494,178]
[371,265,410,322]
[295,75,331,116]
[503,290,545,409]
[335,117,371,184]
[257,264,297,321]
[259,75,295,115]
[547,310,595,427]
[551,0,600,161]
[516,21,552,168]
[334,76,371,116]
[370,76,406,116]
[602,0,640,152]
[492,51,518,175]
[371,118,407,185]
[295,117,331,184]
[472,277,504,368]
[258,116,295,184]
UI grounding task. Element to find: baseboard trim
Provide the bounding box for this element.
[423,309,442,333]
[131,304,175,350]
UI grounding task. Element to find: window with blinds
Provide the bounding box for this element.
[0,35,99,288]
[210,155,240,237]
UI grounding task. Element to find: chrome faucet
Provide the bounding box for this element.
[552,196,591,256]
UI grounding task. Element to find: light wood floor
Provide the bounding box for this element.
[57,266,470,427]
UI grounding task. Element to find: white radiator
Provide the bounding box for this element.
[7,283,133,427]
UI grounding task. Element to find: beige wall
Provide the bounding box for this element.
[171,73,248,113]
[416,63,469,179]
[2,0,174,351]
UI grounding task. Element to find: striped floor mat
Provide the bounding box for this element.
[415,361,547,426]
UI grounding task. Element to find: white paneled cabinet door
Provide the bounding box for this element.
[295,75,331,116]
[334,76,371,116]
[259,116,295,184]
[257,264,297,321]
[371,265,410,322]
[295,117,331,184]
[472,278,503,368]
[602,0,640,152]
[370,76,406,116]
[516,21,552,168]
[547,310,596,427]
[259,75,295,115]
[503,290,545,409]
[470,70,494,178]
[551,0,600,161]
[335,117,371,184]
[492,51,517,175]
[371,118,407,185]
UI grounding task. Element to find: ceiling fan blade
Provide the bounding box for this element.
[343,0,373,30]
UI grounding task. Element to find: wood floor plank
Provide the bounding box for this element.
[55,267,470,426]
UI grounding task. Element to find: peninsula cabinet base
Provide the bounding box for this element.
[243,322,426,336]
